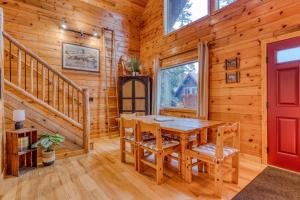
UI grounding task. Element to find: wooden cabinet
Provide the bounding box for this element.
[6,128,37,176]
[118,76,151,116]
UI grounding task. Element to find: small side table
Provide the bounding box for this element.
[6,128,38,176]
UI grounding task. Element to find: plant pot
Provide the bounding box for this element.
[41,150,55,166]
[132,72,139,76]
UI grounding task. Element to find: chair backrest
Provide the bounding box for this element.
[120,113,137,138]
[215,122,240,159]
[136,120,162,150]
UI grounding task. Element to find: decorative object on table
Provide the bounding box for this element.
[118,76,151,116]
[62,43,100,72]
[226,71,240,83]
[32,132,64,166]
[154,116,174,122]
[225,57,240,70]
[13,110,25,130]
[6,128,38,177]
[127,56,141,76]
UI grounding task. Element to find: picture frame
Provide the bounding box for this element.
[225,57,240,70]
[226,71,240,83]
[62,43,100,73]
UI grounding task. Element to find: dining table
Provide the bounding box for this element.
[125,115,224,181]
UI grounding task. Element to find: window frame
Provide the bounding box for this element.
[164,0,238,35]
[158,60,199,111]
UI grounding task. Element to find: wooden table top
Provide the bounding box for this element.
[129,115,224,134]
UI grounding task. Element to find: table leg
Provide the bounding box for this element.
[180,134,188,180]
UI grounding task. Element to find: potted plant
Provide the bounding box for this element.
[128,56,141,76]
[32,132,65,166]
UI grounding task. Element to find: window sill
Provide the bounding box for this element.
[160,107,197,118]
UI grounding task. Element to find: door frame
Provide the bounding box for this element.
[261,30,300,164]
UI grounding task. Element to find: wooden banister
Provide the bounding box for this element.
[3,31,90,153]
[3,32,82,92]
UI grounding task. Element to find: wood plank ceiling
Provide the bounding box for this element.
[80,0,148,15]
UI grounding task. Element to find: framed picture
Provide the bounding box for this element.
[62,43,100,72]
[225,57,240,70]
[226,71,240,83]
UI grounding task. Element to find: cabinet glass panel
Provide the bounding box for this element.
[122,81,132,98]
[135,81,145,98]
[122,99,132,110]
[135,99,145,110]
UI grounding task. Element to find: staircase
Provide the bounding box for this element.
[2,32,90,157]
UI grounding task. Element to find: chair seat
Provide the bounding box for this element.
[192,143,239,161]
[139,140,179,151]
[123,135,135,142]
[162,134,197,142]
[122,134,156,142]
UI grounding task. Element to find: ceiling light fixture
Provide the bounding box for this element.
[59,20,100,39]
[60,20,68,29]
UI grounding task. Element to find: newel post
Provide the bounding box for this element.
[82,88,90,153]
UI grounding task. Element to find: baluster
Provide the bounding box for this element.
[48,69,50,104]
[36,60,39,98]
[68,83,70,117]
[9,41,12,81]
[62,81,66,114]
[77,90,80,122]
[17,49,22,86]
[42,65,45,101]
[30,58,34,94]
[52,74,56,108]
[58,77,60,111]
[72,87,75,119]
[24,52,27,90]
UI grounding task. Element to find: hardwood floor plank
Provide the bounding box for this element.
[0,138,266,200]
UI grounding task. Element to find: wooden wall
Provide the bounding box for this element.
[0,0,143,138]
[140,0,300,157]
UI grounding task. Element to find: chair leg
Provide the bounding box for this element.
[156,153,164,185]
[137,147,144,173]
[186,155,193,183]
[232,153,240,184]
[120,139,126,163]
[133,144,138,171]
[130,143,135,156]
[214,163,223,198]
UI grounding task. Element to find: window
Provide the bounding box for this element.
[215,0,236,10]
[164,0,237,34]
[165,0,208,34]
[277,47,300,63]
[159,62,199,109]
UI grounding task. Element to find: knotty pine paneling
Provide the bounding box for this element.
[140,0,300,157]
[1,0,141,138]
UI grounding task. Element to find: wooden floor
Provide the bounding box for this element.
[0,138,266,200]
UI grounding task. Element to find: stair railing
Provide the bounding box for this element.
[2,31,90,152]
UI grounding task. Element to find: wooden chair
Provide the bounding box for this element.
[120,113,137,169]
[163,116,207,172]
[136,121,180,184]
[185,123,240,197]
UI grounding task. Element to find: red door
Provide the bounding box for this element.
[268,37,300,172]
